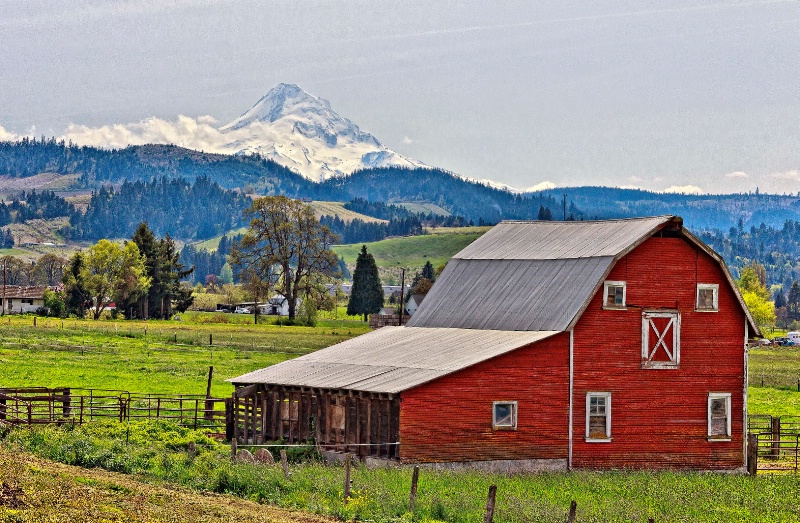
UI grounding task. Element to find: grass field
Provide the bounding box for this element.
[309,201,388,224]
[333,226,490,271]
[0,314,369,397]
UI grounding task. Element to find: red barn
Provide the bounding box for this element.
[230,216,757,471]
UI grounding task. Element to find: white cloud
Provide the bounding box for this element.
[524,180,556,192]
[618,185,641,190]
[0,125,20,142]
[725,171,748,178]
[628,175,642,183]
[402,136,413,145]
[772,170,800,181]
[662,185,704,195]
[60,115,235,153]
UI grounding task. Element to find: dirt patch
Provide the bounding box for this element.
[0,481,25,509]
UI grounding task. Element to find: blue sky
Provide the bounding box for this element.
[0,0,798,193]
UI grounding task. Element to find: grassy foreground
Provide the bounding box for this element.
[3,421,800,523]
[0,444,332,523]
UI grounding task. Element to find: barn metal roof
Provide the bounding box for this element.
[453,216,674,260]
[406,257,613,331]
[228,327,559,393]
[408,215,758,334]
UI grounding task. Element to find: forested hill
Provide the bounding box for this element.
[0,139,568,223]
[541,187,800,230]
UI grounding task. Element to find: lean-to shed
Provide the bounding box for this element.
[230,216,757,471]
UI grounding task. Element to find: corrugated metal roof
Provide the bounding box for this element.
[408,216,675,331]
[228,327,559,393]
[454,216,673,260]
[407,257,613,331]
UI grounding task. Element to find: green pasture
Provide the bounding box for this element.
[333,226,489,270]
[0,313,369,397]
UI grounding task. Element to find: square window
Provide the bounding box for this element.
[603,281,626,309]
[642,311,680,369]
[708,393,731,439]
[696,284,719,311]
[585,392,611,441]
[492,401,517,430]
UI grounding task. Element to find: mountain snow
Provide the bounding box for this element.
[219,83,425,181]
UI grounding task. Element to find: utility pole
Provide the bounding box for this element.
[398,268,406,326]
[2,257,6,316]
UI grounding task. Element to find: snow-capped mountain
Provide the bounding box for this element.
[219,83,424,181]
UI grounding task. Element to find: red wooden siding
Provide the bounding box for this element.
[572,236,746,469]
[399,332,570,463]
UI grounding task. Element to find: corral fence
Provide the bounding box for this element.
[0,387,228,433]
[748,414,800,472]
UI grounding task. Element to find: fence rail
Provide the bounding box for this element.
[0,387,227,431]
[748,414,800,473]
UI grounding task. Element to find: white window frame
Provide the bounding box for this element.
[708,392,732,441]
[642,311,681,369]
[696,283,719,312]
[492,401,517,430]
[585,392,611,442]
[603,280,627,309]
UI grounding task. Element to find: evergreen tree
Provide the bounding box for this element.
[788,281,800,322]
[421,260,435,281]
[347,245,384,321]
[62,252,90,317]
[774,288,787,309]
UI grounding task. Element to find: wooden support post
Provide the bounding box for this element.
[771,417,781,457]
[484,485,497,523]
[231,439,237,461]
[748,432,759,475]
[567,500,577,523]
[225,398,234,441]
[409,465,419,513]
[33,317,36,327]
[209,333,213,346]
[188,441,196,460]
[280,449,289,478]
[344,453,351,503]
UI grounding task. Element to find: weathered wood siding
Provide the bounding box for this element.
[399,332,569,463]
[572,236,746,469]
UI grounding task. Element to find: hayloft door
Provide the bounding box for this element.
[641,311,680,369]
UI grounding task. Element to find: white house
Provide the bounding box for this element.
[2,286,47,314]
[259,294,302,316]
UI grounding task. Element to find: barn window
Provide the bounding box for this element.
[642,311,680,369]
[603,281,626,309]
[696,284,719,311]
[585,392,611,441]
[492,401,517,430]
[708,393,731,440]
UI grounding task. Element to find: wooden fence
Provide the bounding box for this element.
[0,387,227,431]
[747,414,800,473]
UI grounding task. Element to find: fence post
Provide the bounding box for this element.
[409,465,419,513]
[225,398,235,441]
[567,500,577,523]
[344,453,351,503]
[280,449,289,478]
[771,417,781,458]
[188,441,196,460]
[484,485,497,523]
[748,433,758,475]
[231,439,237,461]
[209,334,213,346]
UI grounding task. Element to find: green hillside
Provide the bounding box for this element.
[333,226,490,274]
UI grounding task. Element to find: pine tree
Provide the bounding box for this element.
[347,245,384,321]
[788,281,800,322]
[421,260,435,281]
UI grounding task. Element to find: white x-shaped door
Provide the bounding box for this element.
[642,311,680,368]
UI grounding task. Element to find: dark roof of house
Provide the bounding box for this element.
[408,216,758,334]
[229,327,558,393]
[2,286,47,299]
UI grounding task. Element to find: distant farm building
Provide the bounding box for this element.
[2,286,46,314]
[230,216,756,471]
